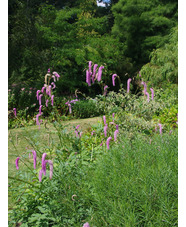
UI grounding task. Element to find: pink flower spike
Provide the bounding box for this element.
[76,125,80,130]
[13,108,17,117]
[48,68,50,73]
[53,71,60,78]
[112,74,117,86]
[52,75,56,82]
[104,124,108,137]
[150,88,154,100]
[46,160,53,180]
[116,124,119,130]
[127,78,132,93]
[158,123,162,135]
[100,140,103,146]
[36,90,40,100]
[92,64,98,82]
[103,85,108,95]
[15,157,20,170]
[41,87,45,93]
[31,150,37,169]
[145,92,150,102]
[91,130,95,136]
[39,94,43,106]
[46,99,49,107]
[68,104,72,114]
[141,81,147,94]
[42,153,47,175]
[86,70,91,86]
[75,130,79,137]
[114,129,119,141]
[51,82,56,89]
[39,169,43,182]
[103,115,106,125]
[97,66,104,82]
[51,95,54,106]
[48,85,52,97]
[83,223,90,227]
[79,132,83,138]
[39,105,42,114]
[139,71,141,77]
[88,61,92,72]
[106,137,112,150]
[36,114,41,126]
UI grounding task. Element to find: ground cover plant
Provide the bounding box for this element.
[8,59,178,226]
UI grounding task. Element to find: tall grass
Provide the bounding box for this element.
[9,130,177,226]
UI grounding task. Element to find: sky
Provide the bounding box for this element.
[97,0,110,7]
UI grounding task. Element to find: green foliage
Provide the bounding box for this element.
[88,132,178,226]
[112,0,177,73]
[72,99,104,118]
[140,26,178,87]
[9,129,178,226]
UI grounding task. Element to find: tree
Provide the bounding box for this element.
[111,0,178,75]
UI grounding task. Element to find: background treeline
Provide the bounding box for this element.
[8,0,178,96]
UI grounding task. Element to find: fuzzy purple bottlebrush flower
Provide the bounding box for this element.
[141,81,147,94]
[48,68,50,73]
[53,71,60,79]
[106,137,112,150]
[116,124,119,130]
[75,130,79,137]
[127,78,132,93]
[41,86,45,93]
[114,129,119,141]
[42,153,47,175]
[36,113,41,126]
[91,130,95,136]
[158,123,162,135]
[46,99,49,107]
[88,61,92,73]
[48,85,52,97]
[86,70,91,86]
[103,85,108,95]
[39,169,43,182]
[97,66,104,82]
[13,108,17,117]
[39,94,43,106]
[39,105,42,114]
[150,88,154,100]
[112,74,117,86]
[145,92,150,102]
[31,150,37,169]
[45,160,53,180]
[103,115,106,125]
[51,82,56,89]
[15,157,20,170]
[104,124,108,137]
[68,104,72,114]
[92,64,98,83]
[70,99,78,104]
[52,75,56,82]
[36,90,40,100]
[83,223,90,227]
[51,95,54,106]
[76,125,80,130]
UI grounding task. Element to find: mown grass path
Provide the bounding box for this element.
[8,116,101,173]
